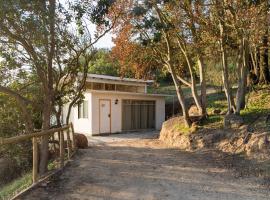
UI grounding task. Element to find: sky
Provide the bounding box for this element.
[87,22,115,49]
[94,32,114,49]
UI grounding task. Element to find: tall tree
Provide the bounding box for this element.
[0,0,116,174]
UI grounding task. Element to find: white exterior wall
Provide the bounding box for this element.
[63,90,166,136]
[90,90,165,135]
[63,93,93,135]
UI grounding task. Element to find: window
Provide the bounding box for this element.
[78,100,88,119]
[105,83,115,91]
[116,85,138,92]
[92,82,104,90]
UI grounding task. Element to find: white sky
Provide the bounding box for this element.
[94,32,114,49]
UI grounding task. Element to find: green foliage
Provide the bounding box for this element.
[205,57,238,87]
[0,95,22,137]
[48,161,57,171]
[88,49,120,76]
[0,173,32,200]
[0,83,40,187]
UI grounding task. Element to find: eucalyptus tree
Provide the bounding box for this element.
[0,0,116,174]
[208,0,266,114]
[129,1,192,126]
[258,0,270,84]
[161,0,209,117]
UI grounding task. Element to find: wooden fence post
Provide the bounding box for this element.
[66,129,71,159]
[32,137,38,183]
[59,131,64,168]
[70,123,76,151]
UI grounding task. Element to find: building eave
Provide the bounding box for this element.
[86,89,172,97]
[79,73,154,85]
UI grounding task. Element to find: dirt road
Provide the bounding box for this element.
[19,131,269,200]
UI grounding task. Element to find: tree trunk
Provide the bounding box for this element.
[219,21,235,114]
[39,99,51,174]
[56,103,62,126]
[259,30,270,84]
[39,0,56,175]
[177,39,203,115]
[154,5,191,127]
[168,64,191,127]
[235,39,248,114]
[197,55,207,117]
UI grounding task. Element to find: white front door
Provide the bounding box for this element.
[99,100,111,134]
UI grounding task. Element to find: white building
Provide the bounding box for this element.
[63,74,167,136]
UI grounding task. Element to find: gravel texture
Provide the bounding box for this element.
[19,131,270,200]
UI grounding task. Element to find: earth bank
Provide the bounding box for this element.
[159,116,270,160]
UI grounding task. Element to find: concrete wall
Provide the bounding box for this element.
[90,91,165,135]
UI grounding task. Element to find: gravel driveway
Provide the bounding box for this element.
[19,131,270,200]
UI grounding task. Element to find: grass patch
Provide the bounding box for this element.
[0,173,32,200]
[241,90,270,123]
[201,115,223,129]
[173,123,192,135]
[206,92,227,114]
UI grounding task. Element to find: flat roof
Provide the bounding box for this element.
[88,89,172,97]
[85,73,154,84]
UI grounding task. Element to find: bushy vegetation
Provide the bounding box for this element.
[88,49,120,76]
[0,173,32,200]
[0,94,33,187]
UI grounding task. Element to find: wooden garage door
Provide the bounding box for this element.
[122,100,155,131]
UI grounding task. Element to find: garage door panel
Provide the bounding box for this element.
[122,100,155,131]
[122,104,132,131]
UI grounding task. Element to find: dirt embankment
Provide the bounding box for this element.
[159,116,270,160]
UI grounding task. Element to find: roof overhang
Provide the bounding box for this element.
[79,73,154,85]
[87,89,172,97]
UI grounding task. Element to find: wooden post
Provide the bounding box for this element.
[59,131,64,168]
[32,137,38,183]
[70,123,76,151]
[52,134,57,152]
[66,129,71,159]
[57,131,60,145]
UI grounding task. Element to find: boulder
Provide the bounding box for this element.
[75,133,88,149]
[188,105,199,116]
[224,114,244,129]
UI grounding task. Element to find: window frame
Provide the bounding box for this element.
[78,100,88,119]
